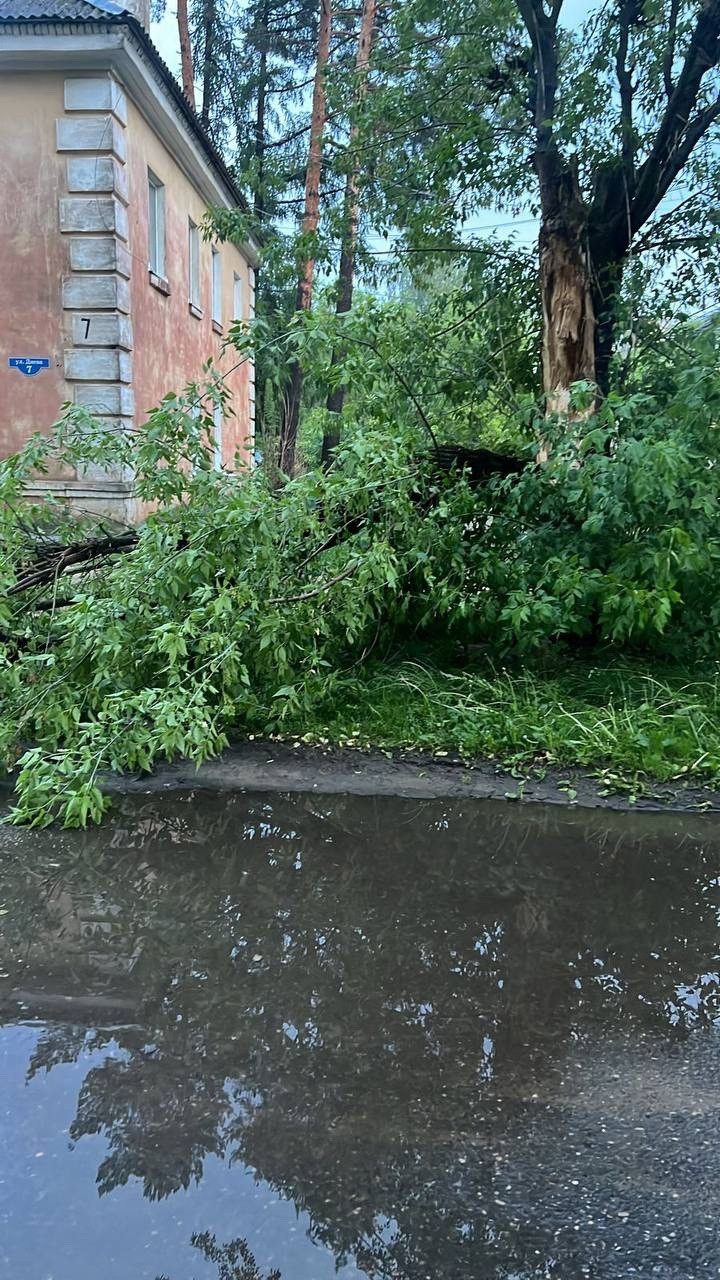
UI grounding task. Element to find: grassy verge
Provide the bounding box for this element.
[277,654,720,794]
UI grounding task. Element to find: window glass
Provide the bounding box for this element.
[188,219,200,306]
[211,248,222,324]
[148,171,165,277]
[233,272,243,322]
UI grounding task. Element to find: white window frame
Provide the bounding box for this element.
[233,271,243,323]
[211,246,222,325]
[188,218,200,308]
[148,170,165,278]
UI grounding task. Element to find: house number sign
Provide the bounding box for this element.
[8,357,51,377]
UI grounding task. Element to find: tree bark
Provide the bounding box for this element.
[200,0,217,131]
[251,49,268,442]
[589,259,621,399]
[518,0,597,411]
[321,0,377,467]
[538,170,596,413]
[278,0,333,477]
[253,0,270,223]
[177,0,196,107]
[254,46,268,222]
[297,0,332,315]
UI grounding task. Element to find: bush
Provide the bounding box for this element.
[467,352,720,654]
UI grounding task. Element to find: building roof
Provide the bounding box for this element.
[0,0,126,18]
[0,0,249,216]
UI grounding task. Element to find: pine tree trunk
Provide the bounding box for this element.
[177,0,195,106]
[296,0,332,314]
[254,47,268,221]
[320,217,355,466]
[200,0,216,130]
[321,0,377,467]
[278,0,332,477]
[254,0,269,225]
[249,3,270,442]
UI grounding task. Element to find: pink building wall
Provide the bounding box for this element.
[0,73,68,458]
[0,61,255,519]
[126,96,254,466]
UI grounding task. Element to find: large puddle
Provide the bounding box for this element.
[1,792,719,1279]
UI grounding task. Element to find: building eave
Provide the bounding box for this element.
[0,18,261,266]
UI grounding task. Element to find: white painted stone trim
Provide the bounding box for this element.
[64,74,127,123]
[70,312,133,349]
[67,155,129,202]
[74,383,135,415]
[246,267,256,449]
[25,477,134,497]
[64,348,133,382]
[58,68,136,517]
[68,237,131,277]
[24,475,138,523]
[62,274,131,312]
[79,454,135,483]
[56,113,127,161]
[59,195,128,239]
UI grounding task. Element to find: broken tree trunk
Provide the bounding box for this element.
[520,0,720,423]
[518,0,597,432]
[539,188,596,415]
[278,0,333,478]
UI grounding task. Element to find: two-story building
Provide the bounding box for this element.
[0,0,260,521]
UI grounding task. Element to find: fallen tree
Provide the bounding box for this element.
[1,341,719,826]
[6,445,525,606]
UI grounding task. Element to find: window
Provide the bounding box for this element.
[211,247,222,325]
[213,403,222,471]
[188,219,200,308]
[233,272,243,323]
[148,170,165,278]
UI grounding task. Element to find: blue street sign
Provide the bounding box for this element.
[8,357,50,377]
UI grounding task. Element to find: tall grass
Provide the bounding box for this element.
[287,657,720,790]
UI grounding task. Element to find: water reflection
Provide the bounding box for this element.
[1,793,719,1278]
[158,1232,281,1280]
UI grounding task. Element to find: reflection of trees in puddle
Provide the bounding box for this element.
[1,793,719,1278]
[157,1232,281,1280]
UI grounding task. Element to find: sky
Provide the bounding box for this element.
[152,7,182,74]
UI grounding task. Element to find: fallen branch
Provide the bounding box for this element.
[268,560,360,605]
[6,444,524,608]
[9,531,139,596]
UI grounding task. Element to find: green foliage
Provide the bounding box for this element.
[361,0,720,335]
[1,330,719,825]
[223,263,542,470]
[0,387,450,825]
